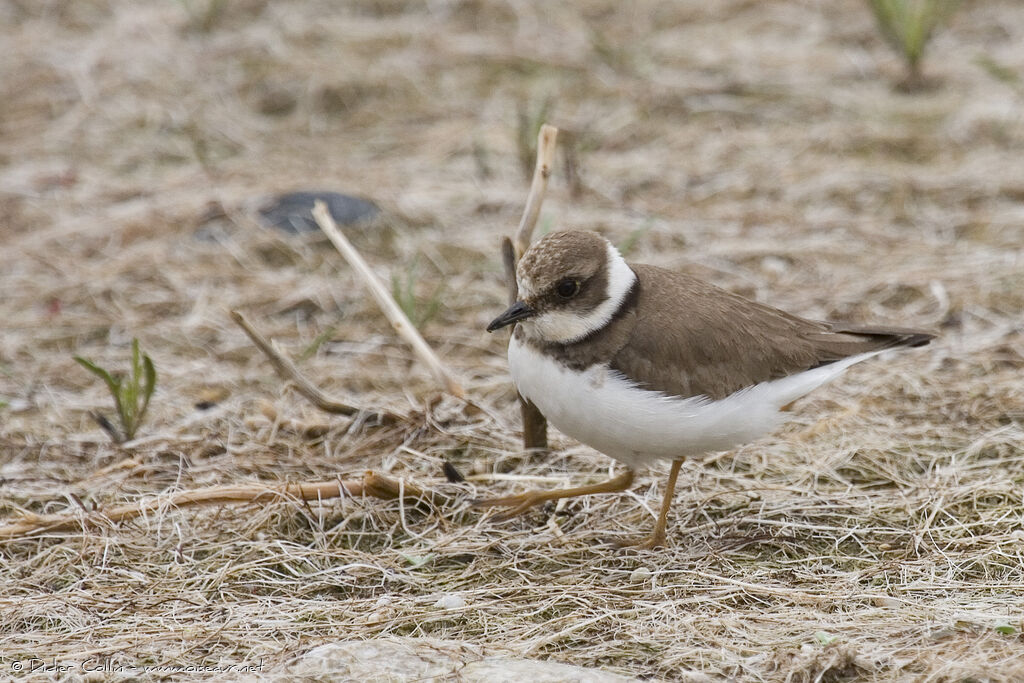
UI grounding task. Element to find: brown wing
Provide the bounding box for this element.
[609,265,933,400]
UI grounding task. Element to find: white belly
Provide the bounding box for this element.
[508,335,876,468]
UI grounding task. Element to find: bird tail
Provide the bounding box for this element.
[806,324,935,363]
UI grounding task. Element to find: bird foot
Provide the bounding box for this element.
[470,491,548,521]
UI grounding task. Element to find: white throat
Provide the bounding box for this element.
[520,242,637,344]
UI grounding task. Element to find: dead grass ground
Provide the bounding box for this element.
[1,0,1023,680]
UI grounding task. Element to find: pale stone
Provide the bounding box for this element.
[286,636,647,682]
[432,593,467,610]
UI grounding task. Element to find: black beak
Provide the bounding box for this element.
[486,300,536,332]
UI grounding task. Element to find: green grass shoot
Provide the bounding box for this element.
[74,338,157,443]
[867,0,959,90]
[391,259,444,330]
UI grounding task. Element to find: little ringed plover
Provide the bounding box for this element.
[481,229,934,548]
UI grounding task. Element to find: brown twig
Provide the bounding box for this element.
[501,236,518,304]
[230,310,400,422]
[0,471,436,540]
[518,398,548,451]
[513,123,558,258]
[312,201,466,399]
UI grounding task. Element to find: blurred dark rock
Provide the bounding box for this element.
[258,191,380,235]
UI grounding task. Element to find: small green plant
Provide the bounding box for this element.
[616,223,652,258]
[814,630,840,646]
[391,259,444,329]
[298,324,339,362]
[74,338,157,443]
[975,55,1024,95]
[867,0,960,91]
[994,622,1017,636]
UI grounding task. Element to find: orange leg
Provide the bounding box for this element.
[617,459,683,549]
[472,469,635,522]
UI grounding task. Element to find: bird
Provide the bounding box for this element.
[479,229,934,549]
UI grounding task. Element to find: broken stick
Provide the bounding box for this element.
[312,201,465,399]
[513,123,558,258]
[230,309,400,422]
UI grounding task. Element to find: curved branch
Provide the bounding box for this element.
[0,471,437,540]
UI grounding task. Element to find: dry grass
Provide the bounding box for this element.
[2,0,1023,680]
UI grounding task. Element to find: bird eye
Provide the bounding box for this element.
[555,278,580,298]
